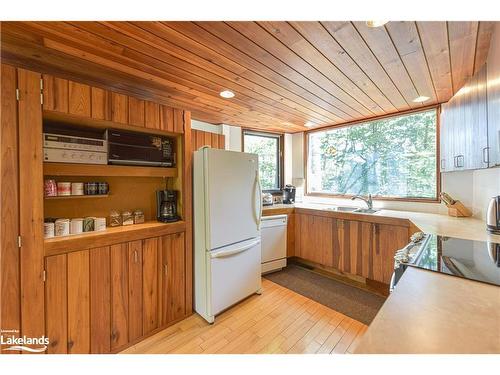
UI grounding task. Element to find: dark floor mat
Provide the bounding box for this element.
[264,264,386,325]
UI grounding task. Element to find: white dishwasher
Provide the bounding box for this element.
[261,214,287,274]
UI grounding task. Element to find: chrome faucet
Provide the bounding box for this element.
[351,194,373,210]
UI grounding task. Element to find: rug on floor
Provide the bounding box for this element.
[264,264,386,325]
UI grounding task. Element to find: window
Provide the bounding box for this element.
[243,130,283,192]
[306,108,438,200]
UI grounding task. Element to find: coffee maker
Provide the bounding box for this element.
[282,184,296,204]
[156,190,180,222]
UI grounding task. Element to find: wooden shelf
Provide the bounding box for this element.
[43,162,177,178]
[45,194,109,200]
[44,220,186,257]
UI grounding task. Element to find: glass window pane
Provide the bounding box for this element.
[244,134,279,190]
[307,109,437,199]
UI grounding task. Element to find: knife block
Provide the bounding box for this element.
[446,201,472,217]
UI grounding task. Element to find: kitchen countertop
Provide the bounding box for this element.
[263,202,500,244]
[353,267,500,354]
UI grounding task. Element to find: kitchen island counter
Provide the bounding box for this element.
[353,267,500,354]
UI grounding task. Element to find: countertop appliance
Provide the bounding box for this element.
[282,184,296,204]
[261,214,287,274]
[156,190,180,222]
[486,196,500,234]
[43,131,107,165]
[391,233,500,291]
[107,129,175,167]
[194,147,262,323]
[262,193,273,206]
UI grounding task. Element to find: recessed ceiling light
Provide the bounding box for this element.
[413,96,430,103]
[219,90,235,99]
[366,21,388,28]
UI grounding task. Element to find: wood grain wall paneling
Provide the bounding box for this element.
[91,86,112,120]
[110,243,129,350]
[128,240,144,342]
[160,104,174,132]
[67,250,90,354]
[173,108,184,133]
[42,75,69,113]
[18,68,45,347]
[68,81,91,117]
[0,64,21,352]
[90,246,111,354]
[145,101,160,130]
[45,254,68,354]
[111,92,128,124]
[142,237,159,334]
[128,96,145,127]
[182,111,193,315]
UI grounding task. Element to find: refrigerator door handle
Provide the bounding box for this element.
[210,239,261,259]
[254,170,263,229]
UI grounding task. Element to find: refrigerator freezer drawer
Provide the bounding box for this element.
[209,238,262,316]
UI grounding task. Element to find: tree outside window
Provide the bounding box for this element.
[307,109,438,200]
[243,131,282,191]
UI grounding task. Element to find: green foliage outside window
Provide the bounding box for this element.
[307,109,437,199]
[244,133,280,190]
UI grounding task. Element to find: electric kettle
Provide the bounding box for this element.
[486,196,500,234]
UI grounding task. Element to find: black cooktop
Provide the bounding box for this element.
[410,235,500,287]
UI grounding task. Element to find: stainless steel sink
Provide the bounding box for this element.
[354,208,379,214]
[325,206,358,212]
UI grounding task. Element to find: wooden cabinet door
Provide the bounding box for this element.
[334,220,372,277]
[488,29,500,167]
[110,243,129,350]
[18,68,45,344]
[1,64,21,351]
[68,81,91,117]
[90,246,111,353]
[128,240,144,341]
[42,74,69,113]
[142,237,160,335]
[373,224,409,284]
[160,232,186,325]
[45,254,68,354]
[295,213,332,266]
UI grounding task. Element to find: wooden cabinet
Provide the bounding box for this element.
[43,232,187,354]
[294,212,409,285]
[487,25,500,167]
[440,64,489,171]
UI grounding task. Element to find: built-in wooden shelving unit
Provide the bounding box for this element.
[44,220,186,257]
[43,162,177,178]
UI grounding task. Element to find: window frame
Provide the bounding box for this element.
[242,129,284,193]
[304,106,441,203]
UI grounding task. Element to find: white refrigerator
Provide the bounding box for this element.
[194,147,263,323]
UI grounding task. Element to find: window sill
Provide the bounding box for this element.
[305,192,440,204]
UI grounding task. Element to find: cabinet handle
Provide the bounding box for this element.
[458,155,464,168]
[483,147,490,164]
[133,250,138,263]
[164,264,168,276]
[440,159,445,170]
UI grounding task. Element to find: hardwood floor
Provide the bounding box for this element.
[120,279,368,354]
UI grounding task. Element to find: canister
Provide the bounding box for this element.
[84,182,98,195]
[133,209,145,224]
[57,182,71,196]
[109,211,121,227]
[122,210,134,226]
[44,222,55,239]
[44,179,57,197]
[70,218,84,234]
[55,218,70,236]
[94,217,106,231]
[98,182,109,195]
[83,217,95,232]
[71,182,84,196]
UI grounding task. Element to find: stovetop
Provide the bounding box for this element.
[409,234,500,287]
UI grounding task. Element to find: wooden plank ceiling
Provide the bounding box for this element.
[1,21,495,132]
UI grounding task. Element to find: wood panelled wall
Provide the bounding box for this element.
[0,63,194,354]
[191,129,225,151]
